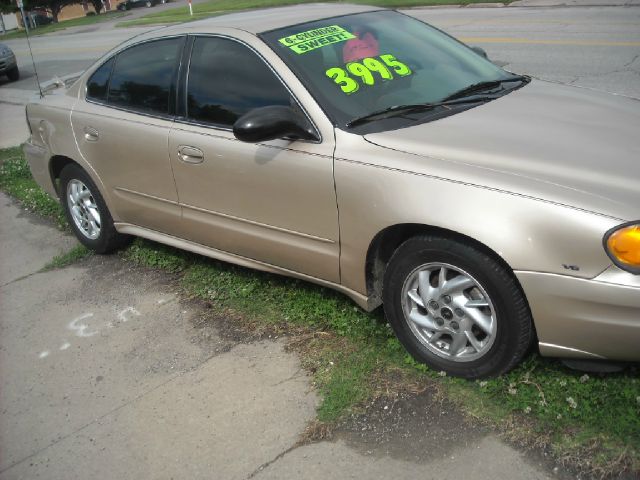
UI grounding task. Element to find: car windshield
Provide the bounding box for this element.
[260,10,525,133]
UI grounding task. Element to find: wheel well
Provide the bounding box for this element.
[365,223,517,302]
[49,155,79,195]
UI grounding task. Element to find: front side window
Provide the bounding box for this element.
[107,37,183,115]
[261,11,526,133]
[186,36,292,127]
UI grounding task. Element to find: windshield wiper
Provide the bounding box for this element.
[346,96,495,128]
[443,75,528,101]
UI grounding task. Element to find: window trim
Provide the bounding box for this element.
[84,35,187,121]
[176,33,321,144]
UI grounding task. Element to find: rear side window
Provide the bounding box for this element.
[86,58,114,102]
[186,36,291,127]
[107,37,183,116]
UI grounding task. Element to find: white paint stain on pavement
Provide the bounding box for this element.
[117,306,141,323]
[38,308,142,359]
[68,313,98,337]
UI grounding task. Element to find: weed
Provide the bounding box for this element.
[124,238,193,273]
[41,244,91,271]
[0,147,66,229]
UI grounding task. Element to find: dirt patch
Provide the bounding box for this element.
[334,386,489,462]
[54,254,633,479]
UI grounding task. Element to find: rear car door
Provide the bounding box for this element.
[168,35,340,282]
[71,36,185,234]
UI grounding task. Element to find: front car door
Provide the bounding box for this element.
[168,34,340,282]
[71,36,185,234]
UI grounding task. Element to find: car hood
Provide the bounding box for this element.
[364,79,640,220]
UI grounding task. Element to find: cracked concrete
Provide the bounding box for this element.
[0,177,556,479]
[0,192,76,285]
[0,195,318,479]
[251,438,552,480]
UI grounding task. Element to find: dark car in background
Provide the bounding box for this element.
[32,13,54,26]
[117,0,167,10]
[0,43,19,82]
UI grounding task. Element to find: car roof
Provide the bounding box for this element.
[158,3,384,36]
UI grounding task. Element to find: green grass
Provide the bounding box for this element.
[118,0,514,27]
[123,231,640,475]
[0,147,67,228]
[1,11,127,39]
[41,244,92,271]
[2,145,639,477]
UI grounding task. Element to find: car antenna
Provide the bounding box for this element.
[18,0,44,98]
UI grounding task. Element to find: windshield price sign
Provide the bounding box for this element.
[279,26,355,54]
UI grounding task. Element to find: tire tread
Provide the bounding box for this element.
[59,164,130,254]
[383,234,533,378]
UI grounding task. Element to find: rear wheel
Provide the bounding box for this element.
[383,235,533,378]
[6,66,19,82]
[145,1,152,6]
[59,164,130,253]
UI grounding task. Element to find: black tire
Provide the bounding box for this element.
[59,164,130,253]
[6,66,19,82]
[145,1,152,6]
[382,235,533,379]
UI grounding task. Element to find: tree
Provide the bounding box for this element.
[89,0,102,14]
[22,0,82,22]
[0,0,16,14]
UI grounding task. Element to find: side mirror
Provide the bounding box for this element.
[471,46,489,60]
[233,106,319,143]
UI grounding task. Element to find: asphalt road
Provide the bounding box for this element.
[413,5,640,98]
[1,4,639,98]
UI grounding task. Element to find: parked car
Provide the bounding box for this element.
[23,4,640,378]
[0,43,19,82]
[32,13,54,26]
[116,0,165,10]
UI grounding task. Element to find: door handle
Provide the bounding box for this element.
[178,145,204,164]
[83,126,99,142]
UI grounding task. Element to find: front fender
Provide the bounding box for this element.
[334,132,619,296]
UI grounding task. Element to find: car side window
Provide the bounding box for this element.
[86,57,114,102]
[186,36,291,127]
[107,37,183,116]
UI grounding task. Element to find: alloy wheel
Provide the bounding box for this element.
[401,262,497,362]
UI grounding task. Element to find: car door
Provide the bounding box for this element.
[71,36,185,235]
[168,35,340,282]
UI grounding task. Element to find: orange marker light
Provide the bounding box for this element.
[607,224,640,269]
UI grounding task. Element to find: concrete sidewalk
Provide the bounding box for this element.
[0,89,34,148]
[0,192,555,479]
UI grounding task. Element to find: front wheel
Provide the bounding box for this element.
[145,1,152,6]
[383,235,533,379]
[59,164,130,253]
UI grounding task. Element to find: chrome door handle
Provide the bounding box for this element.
[83,126,99,142]
[178,145,204,164]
